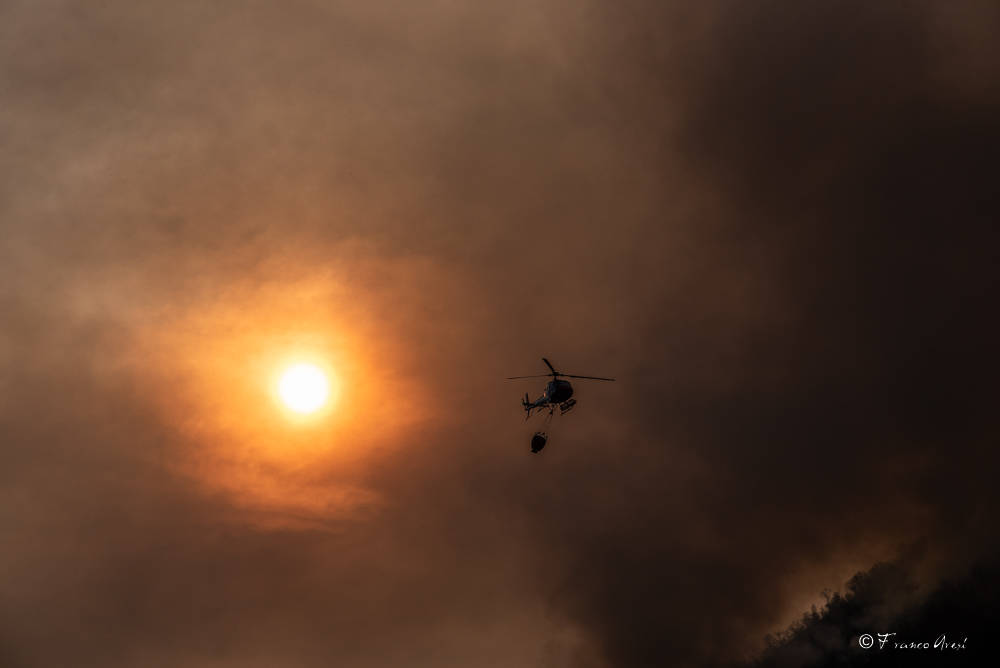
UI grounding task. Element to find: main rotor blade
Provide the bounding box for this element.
[542,357,558,374]
[505,374,553,379]
[561,374,615,381]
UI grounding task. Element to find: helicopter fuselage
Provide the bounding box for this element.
[544,379,573,404]
[509,358,614,421]
[527,379,573,410]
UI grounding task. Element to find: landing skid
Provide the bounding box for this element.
[526,400,577,419]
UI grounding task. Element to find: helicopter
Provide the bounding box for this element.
[506,357,615,419]
[507,358,615,453]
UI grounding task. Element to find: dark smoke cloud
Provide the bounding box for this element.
[512,2,1000,666]
[1,1,998,667]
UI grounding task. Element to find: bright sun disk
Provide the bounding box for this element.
[278,363,330,414]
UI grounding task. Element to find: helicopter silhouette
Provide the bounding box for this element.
[506,357,615,420]
[507,358,615,453]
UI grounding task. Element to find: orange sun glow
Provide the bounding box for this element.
[277,362,332,414]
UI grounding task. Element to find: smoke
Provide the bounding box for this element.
[1,1,998,666]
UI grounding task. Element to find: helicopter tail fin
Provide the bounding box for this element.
[523,393,532,419]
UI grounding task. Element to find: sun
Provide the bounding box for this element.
[278,363,331,414]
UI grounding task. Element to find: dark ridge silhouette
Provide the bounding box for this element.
[747,557,1000,667]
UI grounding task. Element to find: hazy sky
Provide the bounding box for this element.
[2,2,998,666]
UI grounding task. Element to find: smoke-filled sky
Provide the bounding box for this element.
[2,2,998,666]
